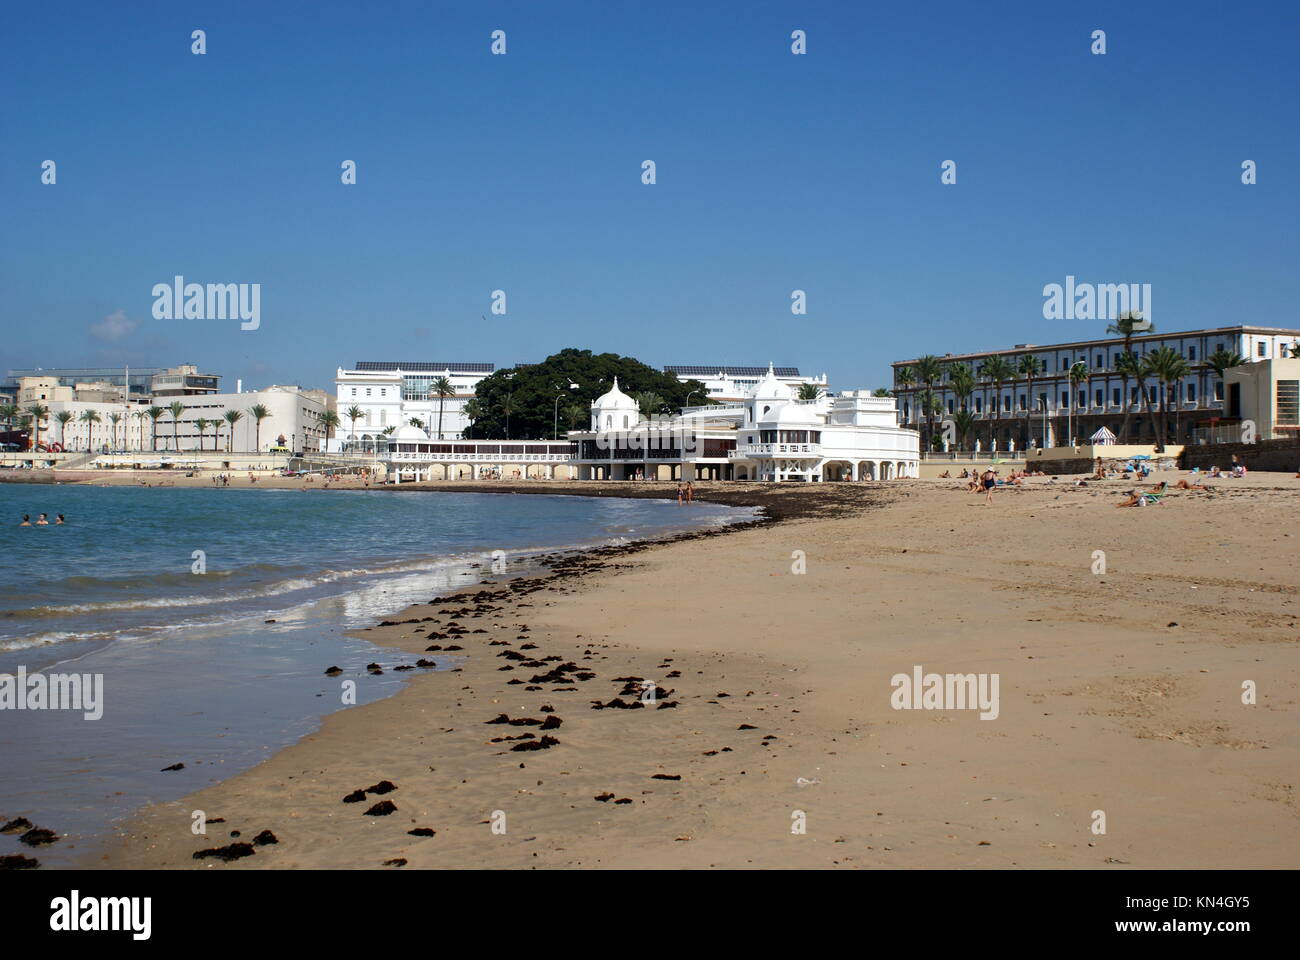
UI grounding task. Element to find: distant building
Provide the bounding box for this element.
[329,362,496,448]
[1225,357,1300,441]
[892,325,1300,450]
[663,365,827,403]
[569,366,918,481]
[149,364,221,396]
[6,366,175,402]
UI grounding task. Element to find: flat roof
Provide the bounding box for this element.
[665,365,801,378]
[354,362,495,374]
[892,325,1300,367]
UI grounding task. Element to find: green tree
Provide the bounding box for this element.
[872,388,892,397]
[432,376,455,439]
[912,355,944,456]
[109,412,123,450]
[979,355,1016,452]
[796,382,822,401]
[1148,346,1191,446]
[167,401,185,451]
[223,409,243,452]
[248,404,271,452]
[194,418,210,451]
[462,398,484,439]
[319,409,341,447]
[1067,361,1090,446]
[345,405,364,448]
[55,410,74,448]
[633,391,664,417]
[145,406,166,452]
[467,349,708,439]
[79,409,101,452]
[1015,354,1043,448]
[1114,351,1141,443]
[25,404,48,451]
[894,366,916,427]
[953,409,976,451]
[1204,349,1245,407]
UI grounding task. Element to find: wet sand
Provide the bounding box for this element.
[72,474,1300,869]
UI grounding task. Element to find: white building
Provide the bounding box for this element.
[330,361,495,448]
[893,324,1300,450]
[570,366,919,481]
[663,365,828,403]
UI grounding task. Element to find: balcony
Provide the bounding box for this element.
[730,442,822,459]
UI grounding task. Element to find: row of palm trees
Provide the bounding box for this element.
[894,327,1252,455]
[0,400,281,453]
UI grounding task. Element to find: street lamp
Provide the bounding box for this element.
[553,380,579,439]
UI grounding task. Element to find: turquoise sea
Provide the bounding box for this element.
[0,485,755,865]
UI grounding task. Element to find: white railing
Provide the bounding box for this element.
[730,443,822,458]
[387,451,571,463]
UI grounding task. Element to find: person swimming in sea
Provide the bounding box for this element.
[35,513,49,526]
[19,515,31,526]
[55,514,65,525]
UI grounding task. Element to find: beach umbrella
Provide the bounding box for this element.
[1090,426,1117,445]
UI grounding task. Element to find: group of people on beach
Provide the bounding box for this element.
[676,481,695,504]
[19,514,65,525]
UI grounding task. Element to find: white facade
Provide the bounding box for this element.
[139,387,329,453]
[571,366,919,481]
[893,324,1300,450]
[330,362,494,448]
[663,365,828,403]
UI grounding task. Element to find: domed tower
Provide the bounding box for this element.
[590,377,640,432]
[746,363,794,426]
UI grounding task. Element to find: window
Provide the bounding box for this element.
[365,388,372,397]
[1278,381,1299,426]
[1258,341,1267,357]
[1095,353,1103,368]
[1003,395,1011,412]
[974,397,982,412]
[1216,343,1224,353]
[1187,384,1196,402]
[350,388,356,397]
[1018,393,1026,410]
[946,399,954,413]
[1188,346,1197,361]
[1060,391,1069,408]
[1215,382,1224,401]
[1111,387,1120,406]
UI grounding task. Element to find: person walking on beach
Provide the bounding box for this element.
[686,480,694,503]
[676,482,684,505]
[982,469,997,505]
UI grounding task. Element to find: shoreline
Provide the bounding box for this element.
[14,475,1300,869]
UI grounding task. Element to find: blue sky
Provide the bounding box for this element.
[2,0,1296,393]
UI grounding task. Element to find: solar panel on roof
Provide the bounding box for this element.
[355,362,495,373]
[664,365,801,378]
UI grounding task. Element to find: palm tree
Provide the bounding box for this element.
[79,409,101,452]
[894,366,917,428]
[109,412,122,451]
[223,409,243,452]
[345,405,364,448]
[462,398,484,439]
[319,409,341,449]
[872,388,892,397]
[1289,342,1300,359]
[194,418,210,451]
[562,402,587,431]
[1148,346,1191,446]
[408,417,426,431]
[1106,311,1153,360]
[953,409,976,452]
[55,410,74,449]
[912,355,944,456]
[248,404,271,452]
[0,403,18,435]
[25,404,48,451]
[432,376,455,440]
[633,391,663,418]
[167,401,185,451]
[1204,349,1245,407]
[1136,353,1162,450]
[796,382,822,401]
[1015,354,1042,448]
[144,406,165,451]
[1067,361,1090,446]
[500,393,516,439]
[981,355,1016,452]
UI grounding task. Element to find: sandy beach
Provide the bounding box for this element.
[86,473,1300,869]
